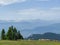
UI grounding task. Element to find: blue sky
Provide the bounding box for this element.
[0,0,60,21]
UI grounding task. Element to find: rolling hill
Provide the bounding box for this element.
[27,32,60,40]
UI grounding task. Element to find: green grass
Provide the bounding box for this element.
[0,40,60,45]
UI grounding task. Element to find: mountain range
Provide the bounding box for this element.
[27,32,60,40]
[0,20,60,38]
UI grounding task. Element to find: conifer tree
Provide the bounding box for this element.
[1,29,5,40]
[13,27,17,40]
[17,31,23,39]
[7,27,13,40]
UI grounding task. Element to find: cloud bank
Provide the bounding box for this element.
[0,0,50,6]
[17,7,60,20]
[0,0,26,6]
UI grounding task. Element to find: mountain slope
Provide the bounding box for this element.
[27,32,60,40]
[21,23,60,37]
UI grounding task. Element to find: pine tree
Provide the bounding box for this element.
[7,27,13,40]
[13,27,17,40]
[10,26,14,40]
[17,31,23,39]
[1,29,5,40]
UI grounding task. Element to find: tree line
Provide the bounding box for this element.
[1,26,23,40]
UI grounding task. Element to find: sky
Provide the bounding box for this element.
[0,0,60,21]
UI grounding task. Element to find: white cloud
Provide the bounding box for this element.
[0,0,26,6]
[0,0,51,6]
[17,8,60,20]
[0,7,60,21]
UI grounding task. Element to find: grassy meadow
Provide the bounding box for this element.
[0,40,60,45]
